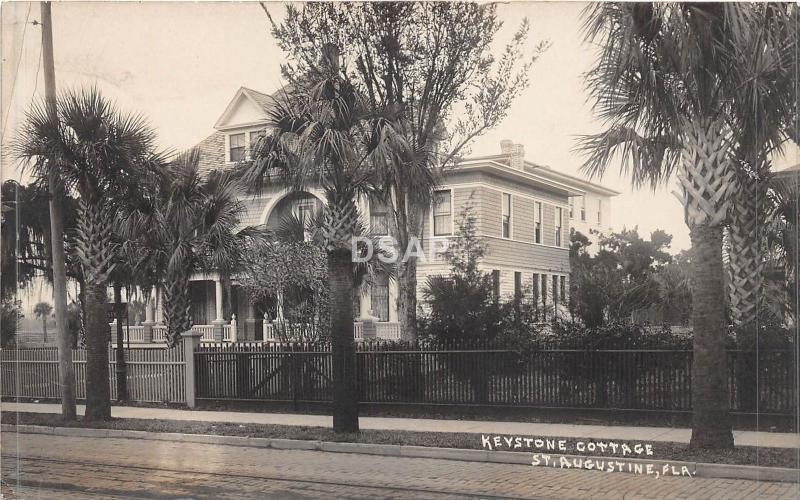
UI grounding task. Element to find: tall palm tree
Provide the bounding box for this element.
[118,149,262,347]
[577,3,788,449]
[15,87,160,420]
[243,44,406,433]
[725,7,797,331]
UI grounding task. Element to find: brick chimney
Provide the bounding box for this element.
[500,140,525,170]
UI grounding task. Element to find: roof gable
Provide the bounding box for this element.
[213,87,273,130]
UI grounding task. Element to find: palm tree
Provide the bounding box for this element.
[243,44,406,433]
[577,4,786,449]
[725,7,797,331]
[34,302,53,342]
[15,87,160,420]
[118,149,262,347]
[767,173,800,325]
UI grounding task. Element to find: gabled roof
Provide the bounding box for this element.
[213,86,275,130]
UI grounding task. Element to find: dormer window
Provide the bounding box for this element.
[229,133,245,162]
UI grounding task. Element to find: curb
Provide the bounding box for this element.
[3,424,797,483]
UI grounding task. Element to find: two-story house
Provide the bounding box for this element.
[148,87,618,342]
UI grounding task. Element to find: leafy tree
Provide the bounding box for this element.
[569,229,671,327]
[1,299,21,348]
[34,302,53,342]
[266,2,546,339]
[15,88,161,421]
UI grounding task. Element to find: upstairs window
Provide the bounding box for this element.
[229,133,245,162]
[534,202,542,244]
[433,190,452,236]
[555,207,563,247]
[581,196,586,221]
[370,198,389,236]
[502,193,512,238]
[597,199,602,225]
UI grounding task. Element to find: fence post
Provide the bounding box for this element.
[230,314,238,343]
[181,330,203,408]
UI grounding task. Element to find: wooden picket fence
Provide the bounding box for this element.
[0,346,185,403]
[194,341,797,415]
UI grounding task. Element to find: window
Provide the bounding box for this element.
[552,274,559,305]
[370,276,389,322]
[597,199,602,224]
[492,270,500,301]
[502,193,511,238]
[555,207,563,247]
[560,276,566,304]
[229,133,245,162]
[540,274,548,319]
[370,198,389,236]
[353,289,361,318]
[249,129,265,155]
[514,272,522,298]
[433,190,452,236]
[581,196,586,222]
[294,199,316,241]
[534,202,542,243]
[540,274,547,307]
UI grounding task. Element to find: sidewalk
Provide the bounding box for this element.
[3,402,797,449]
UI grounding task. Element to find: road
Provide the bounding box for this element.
[1,432,797,499]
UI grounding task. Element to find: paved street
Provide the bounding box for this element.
[1,431,797,499]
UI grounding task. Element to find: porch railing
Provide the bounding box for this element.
[105,319,402,343]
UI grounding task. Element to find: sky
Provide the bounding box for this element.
[2,1,798,253]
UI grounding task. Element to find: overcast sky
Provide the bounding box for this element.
[2,1,798,252]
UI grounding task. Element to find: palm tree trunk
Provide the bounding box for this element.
[113,283,128,401]
[47,173,76,421]
[329,247,359,433]
[674,117,735,449]
[77,200,114,421]
[164,270,192,347]
[689,225,734,448]
[396,257,418,339]
[84,281,111,420]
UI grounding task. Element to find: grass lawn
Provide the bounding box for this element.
[3,411,797,469]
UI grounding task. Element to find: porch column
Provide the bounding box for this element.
[142,291,155,343]
[244,301,261,341]
[212,278,225,342]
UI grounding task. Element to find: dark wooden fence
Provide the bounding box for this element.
[195,342,797,414]
[1,347,185,403]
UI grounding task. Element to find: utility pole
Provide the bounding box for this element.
[41,1,76,421]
